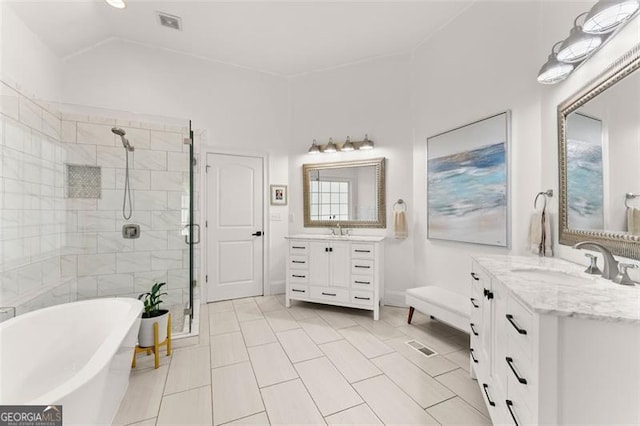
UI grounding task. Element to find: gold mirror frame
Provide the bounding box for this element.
[303,157,386,228]
[558,43,640,259]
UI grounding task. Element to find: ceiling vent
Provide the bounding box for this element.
[157,12,182,31]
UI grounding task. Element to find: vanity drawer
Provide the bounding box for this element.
[505,352,536,411]
[289,284,310,299]
[352,244,375,259]
[351,275,374,290]
[289,255,309,270]
[289,271,309,283]
[289,242,309,255]
[506,296,534,360]
[310,286,349,303]
[351,290,375,307]
[351,259,374,275]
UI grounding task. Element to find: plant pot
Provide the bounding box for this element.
[138,309,169,348]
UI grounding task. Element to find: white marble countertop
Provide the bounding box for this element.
[286,234,385,242]
[473,255,640,324]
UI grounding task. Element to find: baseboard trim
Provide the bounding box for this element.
[270,280,285,295]
[383,290,407,308]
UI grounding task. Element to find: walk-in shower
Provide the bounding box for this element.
[112,127,134,220]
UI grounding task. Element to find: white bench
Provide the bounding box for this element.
[405,286,469,333]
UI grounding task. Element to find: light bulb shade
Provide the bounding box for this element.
[537,54,574,84]
[359,135,374,150]
[105,0,126,8]
[583,0,639,34]
[324,139,337,153]
[308,139,321,154]
[557,27,602,63]
[341,136,355,151]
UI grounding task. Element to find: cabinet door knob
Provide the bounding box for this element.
[506,314,527,335]
[470,323,479,336]
[506,357,528,384]
[506,400,520,426]
[482,383,496,407]
[483,289,494,300]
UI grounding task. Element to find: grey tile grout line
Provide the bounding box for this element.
[423,395,491,422]
[258,308,327,425]
[233,300,274,426]
[123,416,156,426]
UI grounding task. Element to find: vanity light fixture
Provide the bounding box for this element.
[583,0,640,34]
[537,42,575,84]
[537,1,639,84]
[557,13,602,63]
[308,139,321,155]
[359,134,374,150]
[341,136,355,152]
[105,0,126,8]
[324,138,338,153]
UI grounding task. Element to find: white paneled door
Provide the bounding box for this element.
[206,153,264,302]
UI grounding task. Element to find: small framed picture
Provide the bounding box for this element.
[270,184,287,206]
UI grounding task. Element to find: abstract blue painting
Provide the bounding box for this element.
[427,113,509,247]
[565,113,604,230]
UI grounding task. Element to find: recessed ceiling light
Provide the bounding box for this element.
[105,0,126,9]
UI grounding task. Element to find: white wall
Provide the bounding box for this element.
[411,1,543,295]
[61,39,291,295]
[0,4,63,101]
[288,53,414,305]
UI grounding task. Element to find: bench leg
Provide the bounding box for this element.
[407,306,415,324]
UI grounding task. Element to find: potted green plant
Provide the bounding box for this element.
[137,282,169,348]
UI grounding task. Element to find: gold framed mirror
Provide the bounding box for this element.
[303,157,386,228]
[558,43,640,259]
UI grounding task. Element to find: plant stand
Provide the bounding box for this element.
[132,313,172,369]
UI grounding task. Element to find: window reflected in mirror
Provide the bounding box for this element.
[303,158,385,228]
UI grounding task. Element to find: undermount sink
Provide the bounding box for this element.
[509,267,597,285]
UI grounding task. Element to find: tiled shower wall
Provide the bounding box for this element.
[59,113,199,329]
[0,78,200,329]
[0,80,74,322]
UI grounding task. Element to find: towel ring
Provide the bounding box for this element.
[393,199,407,212]
[534,190,553,210]
[625,193,639,208]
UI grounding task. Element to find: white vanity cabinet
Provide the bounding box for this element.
[285,235,384,320]
[471,256,640,425]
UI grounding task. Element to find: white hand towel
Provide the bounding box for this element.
[627,207,640,235]
[529,208,552,256]
[393,210,408,239]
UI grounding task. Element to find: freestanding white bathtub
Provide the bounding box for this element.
[0,298,142,425]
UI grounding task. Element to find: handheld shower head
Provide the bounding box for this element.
[111,127,134,151]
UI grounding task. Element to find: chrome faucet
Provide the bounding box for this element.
[573,241,619,281]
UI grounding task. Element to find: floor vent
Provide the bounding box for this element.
[406,340,437,357]
[157,12,182,31]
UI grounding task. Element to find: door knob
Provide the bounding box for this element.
[252,231,263,237]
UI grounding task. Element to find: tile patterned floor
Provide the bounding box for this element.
[113,295,491,426]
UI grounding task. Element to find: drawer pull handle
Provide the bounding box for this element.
[470,272,479,281]
[322,292,337,297]
[483,288,494,300]
[291,289,306,293]
[506,400,519,426]
[470,323,479,336]
[506,314,527,335]
[292,274,306,278]
[470,348,478,363]
[470,298,479,308]
[482,383,496,407]
[291,260,306,264]
[506,357,528,384]
[355,265,371,269]
[292,246,306,249]
[355,249,371,253]
[354,280,370,285]
[354,296,370,301]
